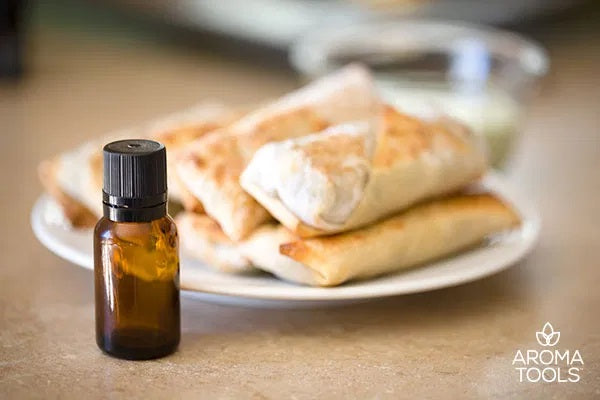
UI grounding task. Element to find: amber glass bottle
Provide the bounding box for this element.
[94,139,180,360]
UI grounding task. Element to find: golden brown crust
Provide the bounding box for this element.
[37,159,97,228]
[171,168,204,213]
[38,103,240,228]
[187,133,244,189]
[186,107,329,189]
[241,105,487,238]
[152,123,222,148]
[177,108,329,240]
[279,193,521,265]
[291,126,371,176]
[176,66,378,240]
[239,108,329,155]
[150,107,240,212]
[177,191,521,286]
[373,105,469,168]
[148,104,241,148]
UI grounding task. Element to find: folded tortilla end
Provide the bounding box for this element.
[239,177,327,238]
[278,192,521,286]
[176,66,379,241]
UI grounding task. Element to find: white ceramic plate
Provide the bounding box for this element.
[31,173,539,308]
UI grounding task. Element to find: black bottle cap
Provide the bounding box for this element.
[102,139,168,222]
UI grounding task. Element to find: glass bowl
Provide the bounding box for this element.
[289,20,549,167]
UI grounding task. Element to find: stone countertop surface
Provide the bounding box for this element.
[1,4,599,399]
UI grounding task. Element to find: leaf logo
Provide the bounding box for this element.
[536,322,560,347]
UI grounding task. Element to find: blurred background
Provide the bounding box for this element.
[0,0,598,168]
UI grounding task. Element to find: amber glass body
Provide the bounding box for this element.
[94,215,180,360]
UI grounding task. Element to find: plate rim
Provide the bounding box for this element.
[31,172,540,302]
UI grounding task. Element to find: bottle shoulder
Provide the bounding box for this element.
[161,214,178,235]
[94,216,177,243]
[94,217,114,239]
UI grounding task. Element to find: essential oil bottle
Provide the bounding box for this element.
[94,139,180,360]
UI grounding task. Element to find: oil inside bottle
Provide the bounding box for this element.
[95,216,180,360]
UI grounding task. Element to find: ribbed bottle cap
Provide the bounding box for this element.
[102,139,167,220]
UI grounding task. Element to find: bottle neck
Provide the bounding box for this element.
[103,202,167,223]
[102,191,167,222]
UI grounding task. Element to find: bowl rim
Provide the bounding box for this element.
[289,19,549,80]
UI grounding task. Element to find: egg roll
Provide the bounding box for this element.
[241,106,487,237]
[38,102,237,227]
[180,193,520,286]
[175,65,379,241]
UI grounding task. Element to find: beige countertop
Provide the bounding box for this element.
[1,6,599,399]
